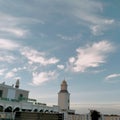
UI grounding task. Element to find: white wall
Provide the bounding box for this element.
[7,89,15,100]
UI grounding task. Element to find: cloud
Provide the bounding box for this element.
[0,0,115,38]
[12,67,26,72]
[31,71,58,85]
[68,40,114,72]
[90,19,115,35]
[0,12,41,38]
[105,74,120,83]
[0,28,28,37]
[21,47,59,66]
[0,39,19,63]
[65,0,115,35]
[0,39,19,50]
[4,67,26,79]
[0,54,15,63]
[57,34,73,41]
[5,68,18,79]
[0,69,6,76]
[0,12,28,37]
[5,71,16,79]
[106,74,120,80]
[57,34,81,41]
[57,65,64,70]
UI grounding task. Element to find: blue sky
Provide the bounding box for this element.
[0,0,120,114]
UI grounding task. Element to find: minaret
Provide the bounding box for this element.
[58,80,70,111]
[15,79,20,88]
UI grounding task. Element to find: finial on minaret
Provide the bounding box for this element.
[15,79,20,88]
[61,79,67,91]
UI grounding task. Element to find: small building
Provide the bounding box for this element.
[0,80,29,102]
[0,80,60,113]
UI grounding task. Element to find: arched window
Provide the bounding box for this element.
[18,94,23,101]
[13,107,20,112]
[33,109,38,112]
[5,106,12,112]
[40,109,43,113]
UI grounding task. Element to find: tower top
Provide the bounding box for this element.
[59,79,68,93]
[62,80,67,86]
[15,79,20,88]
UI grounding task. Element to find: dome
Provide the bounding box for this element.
[62,80,67,85]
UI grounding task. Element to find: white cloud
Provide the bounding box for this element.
[0,0,115,38]
[105,19,115,24]
[31,71,58,85]
[0,28,28,37]
[69,57,75,63]
[0,55,15,63]
[0,39,19,50]
[0,69,6,76]
[5,71,16,79]
[0,12,17,26]
[90,19,115,35]
[68,41,114,72]
[57,34,72,41]
[65,0,115,35]
[0,12,40,38]
[0,39,19,63]
[57,34,81,41]
[106,74,120,80]
[57,65,64,70]
[21,47,59,66]
[4,67,26,79]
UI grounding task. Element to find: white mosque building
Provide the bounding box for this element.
[0,79,76,119]
[1,79,118,120]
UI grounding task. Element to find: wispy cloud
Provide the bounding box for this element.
[5,71,16,79]
[65,0,115,35]
[0,39,19,63]
[21,47,59,66]
[106,74,120,80]
[0,39,19,50]
[31,71,58,86]
[105,73,120,83]
[67,40,114,72]
[0,69,6,76]
[0,12,41,38]
[90,19,115,35]
[0,12,28,38]
[4,67,26,79]
[57,34,81,41]
[0,28,28,37]
[0,54,15,63]
[0,0,115,38]
[57,64,64,70]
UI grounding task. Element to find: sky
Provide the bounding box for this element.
[0,0,120,115]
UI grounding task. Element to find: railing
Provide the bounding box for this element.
[0,97,46,106]
[0,97,36,102]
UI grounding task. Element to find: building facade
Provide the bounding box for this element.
[0,80,29,102]
[0,79,120,120]
[0,80,59,113]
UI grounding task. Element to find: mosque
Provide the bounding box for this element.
[0,79,78,120]
[0,79,119,120]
